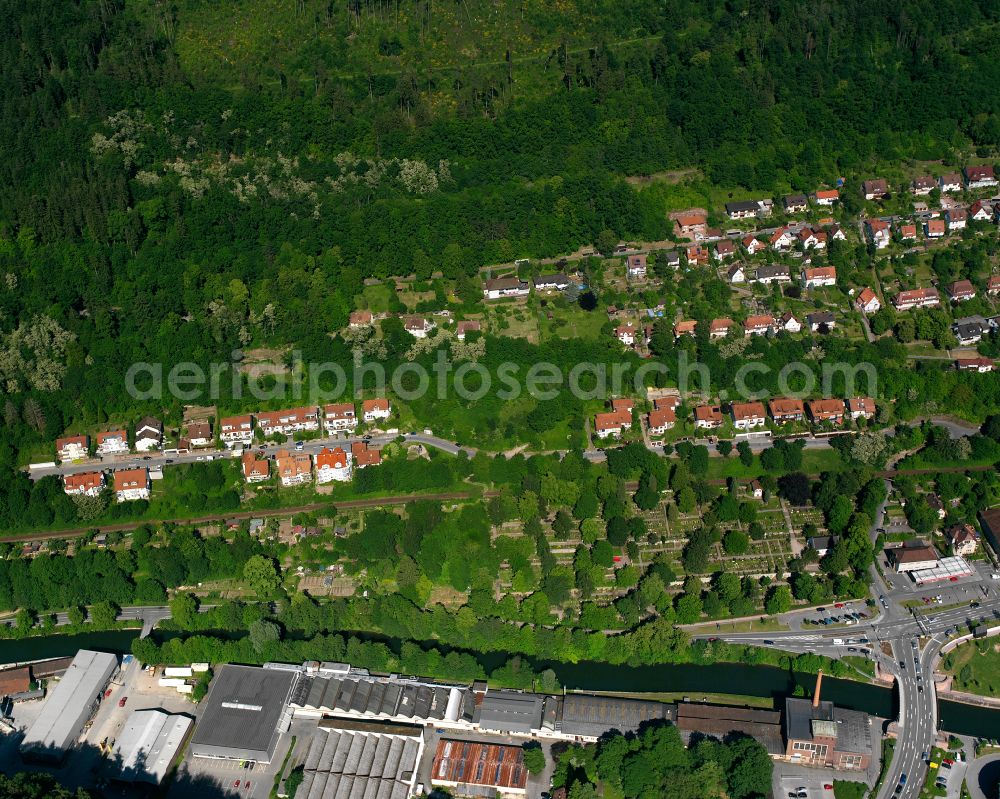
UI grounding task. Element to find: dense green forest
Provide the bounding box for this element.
[3,0,1000,520]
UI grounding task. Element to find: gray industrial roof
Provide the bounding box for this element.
[784,697,871,756]
[475,690,543,734]
[21,649,118,761]
[110,710,193,784]
[296,720,421,799]
[290,673,460,723]
[190,664,296,762]
[560,694,672,738]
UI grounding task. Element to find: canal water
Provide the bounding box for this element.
[1,631,996,738]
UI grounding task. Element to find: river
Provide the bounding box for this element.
[1,631,997,738]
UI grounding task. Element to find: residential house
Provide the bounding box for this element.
[970,200,992,221]
[694,404,723,429]
[710,318,735,339]
[482,277,529,300]
[893,288,939,311]
[989,276,1000,296]
[134,417,163,452]
[674,320,697,339]
[947,280,976,302]
[769,227,794,250]
[807,399,845,424]
[686,244,709,265]
[865,218,891,248]
[897,222,917,241]
[964,165,997,189]
[826,223,846,241]
[647,407,676,436]
[362,398,391,422]
[349,310,373,327]
[64,471,104,497]
[956,357,994,373]
[533,273,570,291]
[56,434,89,461]
[594,410,632,439]
[653,395,680,411]
[749,480,764,499]
[743,235,766,255]
[730,401,766,430]
[241,451,269,483]
[346,441,378,469]
[611,398,634,415]
[813,189,839,206]
[752,264,791,284]
[946,208,967,230]
[626,254,648,279]
[778,312,802,333]
[856,288,881,314]
[275,450,312,486]
[456,320,481,340]
[861,179,889,200]
[403,315,434,337]
[953,319,986,345]
[323,403,358,433]
[945,523,978,557]
[802,266,836,288]
[96,430,129,456]
[220,414,254,446]
[808,536,837,556]
[256,407,320,436]
[939,173,962,193]
[661,250,681,269]
[726,200,764,220]
[924,219,946,238]
[784,194,808,214]
[744,314,775,336]
[616,324,638,346]
[675,212,708,238]
[807,311,836,332]
[316,446,352,484]
[113,468,150,502]
[912,176,936,195]
[187,422,213,448]
[847,397,876,421]
[727,264,747,284]
[768,397,805,423]
[797,227,826,250]
[713,239,736,261]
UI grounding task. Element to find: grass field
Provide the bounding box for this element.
[704,447,845,480]
[942,638,1000,698]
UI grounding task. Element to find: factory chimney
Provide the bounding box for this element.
[812,669,824,709]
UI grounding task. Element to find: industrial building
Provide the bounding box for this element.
[431,738,529,798]
[474,690,548,735]
[783,672,873,771]
[908,556,975,585]
[888,544,940,573]
[20,649,118,763]
[675,703,785,755]
[558,693,672,740]
[295,718,423,799]
[109,710,193,785]
[189,664,297,763]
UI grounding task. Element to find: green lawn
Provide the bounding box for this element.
[942,638,1000,698]
[704,447,844,480]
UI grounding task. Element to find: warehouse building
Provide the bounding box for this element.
[20,649,118,763]
[189,664,297,763]
[675,702,785,755]
[431,738,529,798]
[474,690,547,735]
[559,693,673,740]
[109,710,193,785]
[783,672,873,771]
[295,718,423,799]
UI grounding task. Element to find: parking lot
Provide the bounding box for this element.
[774,771,836,799]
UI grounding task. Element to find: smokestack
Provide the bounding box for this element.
[812,670,824,708]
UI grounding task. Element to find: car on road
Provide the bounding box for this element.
[233,781,240,788]
[104,688,113,698]
[118,696,127,707]
[763,639,774,645]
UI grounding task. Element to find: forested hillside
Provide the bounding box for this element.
[1,0,1000,501]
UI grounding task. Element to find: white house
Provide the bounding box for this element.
[275,450,312,486]
[778,312,802,333]
[324,403,358,432]
[769,227,794,250]
[220,414,254,446]
[727,264,747,283]
[113,468,150,502]
[939,173,962,193]
[801,266,836,288]
[626,253,648,279]
[134,417,163,452]
[56,434,89,461]
[616,324,637,347]
[865,219,891,248]
[594,410,631,439]
[186,422,213,448]
[856,288,881,314]
[316,447,353,484]
[731,401,766,430]
[482,277,529,300]
[96,430,129,456]
[64,471,104,497]
[403,316,434,337]
[813,189,839,206]
[256,407,320,436]
[362,398,392,422]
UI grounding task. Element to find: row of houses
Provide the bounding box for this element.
[482,272,575,299]
[863,166,998,201]
[55,400,395,462]
[63,468,151,502]
[241,442,382,487]
[594,395,875,438]
[726,263,839,287]
[349,310,482,340]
